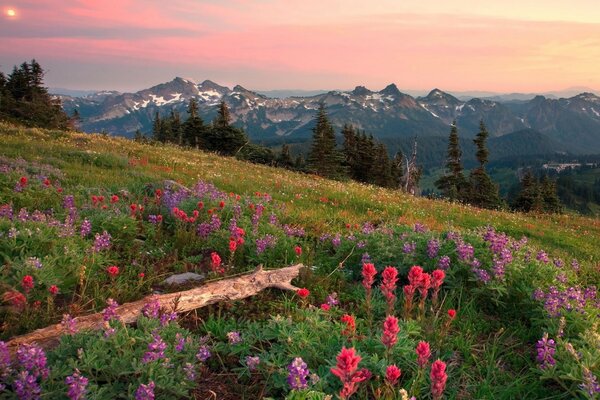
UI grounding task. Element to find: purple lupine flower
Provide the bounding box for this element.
[227,331,242,345]
[413,223,426,233]
[8,227,18,238]
[183,363,196,381]
[159,311,177,327]
[326,292,339,307]
[16,344,48,379]
[268,213,278,225]
[536,334,556,369]
[492,259,506,280]
[287,357,309,390]
[403,241,416,254]
[472,265,491,284]
[446,231,461,242]
[427,239,440,259]
[196,345,211,362]
[141,297,161,319]
[18,208,30,222]
[92,231,112,253]
[26,257,43,269]
[331,234,342,248]
[319,233,331,242]
[246,356,260,372]
[63,195,75,210]
[0,204,13,220]
[196,222,211,238]
[147,215,160,224]
[209,214,221,231]
[102,299,120,322]
[438,256,451,270]
[61,314,78,335]
[134,381,155,400]
[175,333,185,352]
[283,225,305,237]
[536,251,549,264]
[80,219,91,237]
[357,240,367,249]
[580,367,600,397]
[361,253,371,264]
[362,222,375,235]
[553,258,564,268]
[65,370,88,400]
[456,242,474,261]
[142,333,167,364]
[556,273,567,284]
[14,370,41,400]
[571,259,580,272]
[532,289,545,301]
[0,340,11,378]
[256,234,277,254]
[103,325,116,338]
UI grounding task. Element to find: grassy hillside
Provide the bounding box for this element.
[0,122,598,399]
[1,123,598,263]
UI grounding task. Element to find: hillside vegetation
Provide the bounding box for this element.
[0,122,598,399]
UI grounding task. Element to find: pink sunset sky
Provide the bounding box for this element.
[1,0,600,93]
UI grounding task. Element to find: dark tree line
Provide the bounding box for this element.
[434,120,562,212]
[306,104,419,192]
[0,60,71,129]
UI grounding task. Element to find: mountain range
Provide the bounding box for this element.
[58,78,600,154]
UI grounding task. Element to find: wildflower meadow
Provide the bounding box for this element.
[0,123,598,399]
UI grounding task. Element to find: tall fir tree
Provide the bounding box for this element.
[513,170,541,212]
[277,143,294,169]
[467,121,503,209]
[435,122,468,201]
[152,112,163,142]
[341,124,358,177]
[307,104,344,179]
[540,175,563,214]
[183,98,206,148]
[372,143,393,188]
[206,101,248,155]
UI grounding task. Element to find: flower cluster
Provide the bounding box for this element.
[287,357,310,390]
[330,347,371,399]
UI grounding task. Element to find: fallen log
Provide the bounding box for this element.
[7,264,304,351]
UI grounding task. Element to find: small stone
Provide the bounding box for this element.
[162,272,206,286]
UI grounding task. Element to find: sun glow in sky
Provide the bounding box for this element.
[0,1,599,93]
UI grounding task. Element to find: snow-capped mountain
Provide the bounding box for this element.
[59,78,600,152]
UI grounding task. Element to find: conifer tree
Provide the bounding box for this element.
[342,124,358,177]
[152,112,163,142]
[372,143,393,187]
[183,98,206,148]
[435,122,468,201]
[277,143,294,169]
[540,175,563,214]
[206,101,247,155]
[307,104,343,179]
[467,121,503,209]
[513,170,540,212]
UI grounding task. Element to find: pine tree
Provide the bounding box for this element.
[372,143,393,187]
[342,124,358,177]
[390,151,404,189]
[168,109,183,145]
[207,101,248,155]
[152,112,163,142]
[354,132,376,183]
[513,170,540,212]
[182,98,206,148]
[134,129,145,143]
[435,122,468,201]
[540,175,563,214]
[277,143,294,169]
[467,121,502,209]
[307,104,343,179]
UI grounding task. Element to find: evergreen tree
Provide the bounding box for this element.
[467,121,502,209]
[354,132,376,183]
[342,124,358,177]
[206,101,248,155]
[169,109,183,145]
[435,122,468,200]
[513,170,541,212]
[182,98,206,148]
[307,104,344,179]
[540,175,563,214]
[1,60,69,129]
[277,143,294,169]
[134,129,145,143]
[152,112,163,142]
[372,143,393,187]
[390,151,404,189]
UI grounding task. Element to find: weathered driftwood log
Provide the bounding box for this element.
[7,264,303,350]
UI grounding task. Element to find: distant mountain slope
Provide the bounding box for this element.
[60,79,600,153]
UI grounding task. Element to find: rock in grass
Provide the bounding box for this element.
[162,272,206,286]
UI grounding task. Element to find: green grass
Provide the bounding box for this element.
[1,122,598,264]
